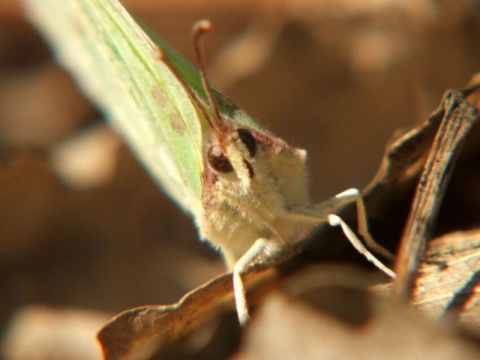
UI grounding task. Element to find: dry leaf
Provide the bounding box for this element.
[236,266,480,360]
[98,269,275,359]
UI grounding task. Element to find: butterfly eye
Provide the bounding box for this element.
[237,129,257,158]
[207,145,233,173]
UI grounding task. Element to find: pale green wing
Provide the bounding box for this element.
[24,0,269,221]
[25,0,206,218]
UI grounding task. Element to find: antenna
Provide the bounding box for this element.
[192,20,224,131]
[154,20,226,136]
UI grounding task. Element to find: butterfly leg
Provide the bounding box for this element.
[233,237,282,325]
[327,213,396,278]
[332,189,395,260]
[287,188,395,277]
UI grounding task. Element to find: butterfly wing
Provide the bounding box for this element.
[25,0,205,219]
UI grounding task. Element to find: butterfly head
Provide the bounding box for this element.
[206,124,258,187]
[191,20,260,187]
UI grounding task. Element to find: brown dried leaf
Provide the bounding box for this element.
[394,84,479,298]
[414,229,480,333]
[373,229,480,335]
[236,266,480,360]
[97,269,275,360]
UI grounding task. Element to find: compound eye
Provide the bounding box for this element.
[207,145,233,173]
[237,129,257,158]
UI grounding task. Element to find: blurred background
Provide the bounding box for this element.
[0,0,479,358]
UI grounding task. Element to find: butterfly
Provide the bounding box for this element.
[24,0,395,325]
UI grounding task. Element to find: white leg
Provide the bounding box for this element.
[335,189,394,260]
[233,238,280,325]
[286,189,395,277]
[288,188,394,260]
[328,214,396,278]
